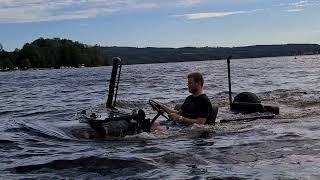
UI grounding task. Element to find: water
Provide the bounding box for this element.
[1,55,320,179]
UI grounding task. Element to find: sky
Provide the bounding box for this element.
[0,0,320,51]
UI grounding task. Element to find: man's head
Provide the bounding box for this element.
[187,72,204,95]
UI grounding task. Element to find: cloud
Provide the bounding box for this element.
[275,0,320,9]
[0,0,159,23]
[179,0,202,6]
[288,0,320,8]
[129,3,159,9]
[1,0,317,23]
[276,0,320,14]
[173,9,261,20]
[183,11,245,19]
[0,6,117,23]
[285,8,304,12]
[290,0,310,7]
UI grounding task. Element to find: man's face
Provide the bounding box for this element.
[187,78,199,94]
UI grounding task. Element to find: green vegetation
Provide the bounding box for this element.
[0,38,110,70]
[1,38,320,71]
[101,44,320,64]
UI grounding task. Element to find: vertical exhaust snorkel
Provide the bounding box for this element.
[106,57,122,108]
[227,56,233,108]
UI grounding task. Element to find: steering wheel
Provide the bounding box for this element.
[149,100,170,121]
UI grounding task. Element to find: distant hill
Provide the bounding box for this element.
[0,38,109,70]
[101,44,320,64]
[1,38,320,70]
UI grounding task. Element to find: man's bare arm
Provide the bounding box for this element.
[168,113,206,125]
[180,116,206,125]
[159,103,179,114]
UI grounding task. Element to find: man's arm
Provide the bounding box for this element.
[168,113,206,125]
[159,103,179,114]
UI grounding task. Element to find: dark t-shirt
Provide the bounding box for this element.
[180,94,213,124]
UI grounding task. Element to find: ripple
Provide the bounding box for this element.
[156,152,208,165]
[11,156,156,176]
[0,139,14,144]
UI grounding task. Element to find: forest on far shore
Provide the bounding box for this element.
[1,38,320,70]
[101,44,320,64]
[0,38,109,70]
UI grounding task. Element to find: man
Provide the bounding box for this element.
[153,72,216,130]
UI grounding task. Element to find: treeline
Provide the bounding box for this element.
[101,44,320,64]
[1,38,320,70]
[0,38,110,70]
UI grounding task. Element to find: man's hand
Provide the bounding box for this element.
[155,102,180,115]
[168,113,180,121]
[158,103,166,112]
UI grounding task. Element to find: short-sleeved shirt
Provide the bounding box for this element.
[180,94,213,124]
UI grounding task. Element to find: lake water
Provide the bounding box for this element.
[1,55,320,179]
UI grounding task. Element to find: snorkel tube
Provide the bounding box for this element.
[106,57,122,108]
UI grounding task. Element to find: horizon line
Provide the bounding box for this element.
[2,37,320,52]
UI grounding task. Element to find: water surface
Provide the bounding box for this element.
[1,55,320,179]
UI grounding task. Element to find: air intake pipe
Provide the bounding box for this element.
[106,57,122,108]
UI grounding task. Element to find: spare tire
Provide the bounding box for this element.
[231,92,264,113]
[233,92,261,103]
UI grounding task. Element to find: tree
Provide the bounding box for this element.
[0,43,3,52]
[19,43,44,67]
[17,58,31,69]
[0,58,13,69]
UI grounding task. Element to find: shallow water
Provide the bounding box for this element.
[1,55,320,179]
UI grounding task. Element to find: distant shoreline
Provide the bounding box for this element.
[1,38,320,71]
[1,54,319,72]
[101,44,320,65]
[0,66,87,72]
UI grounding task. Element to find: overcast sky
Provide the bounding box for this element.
[0,0,319,51]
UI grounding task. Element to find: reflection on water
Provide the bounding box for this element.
[0,55,320,179]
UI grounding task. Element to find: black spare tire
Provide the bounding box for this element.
[233,92,261,103]
[231,92,264,113]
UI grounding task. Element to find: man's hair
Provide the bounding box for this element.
[187,72,204,87]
